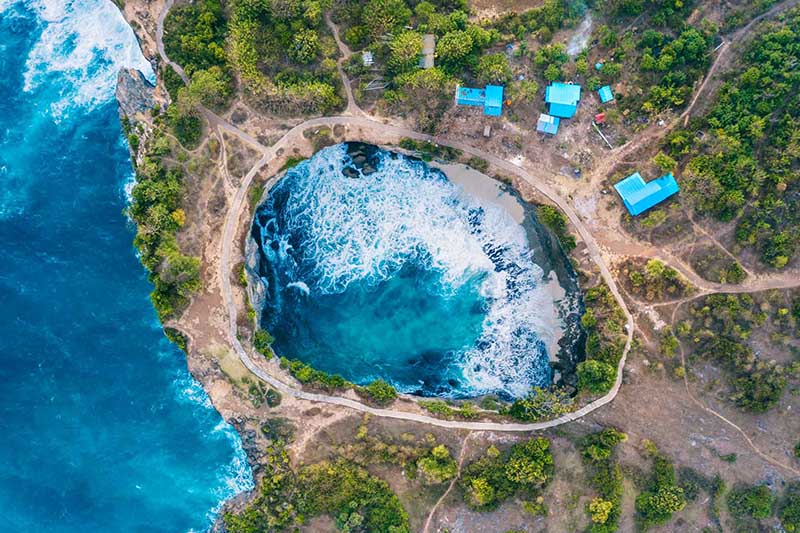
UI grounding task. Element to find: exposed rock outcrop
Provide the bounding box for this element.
[116,67,156,122]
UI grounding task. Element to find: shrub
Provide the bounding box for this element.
[253,329,274,356]
[577,360,616,394]
[504,438,554,486]
[508,387,573,422]
[780,483,800,532]
[727,484,774,520]
[635,452,687,527]
[358,379,398,406]
[417,445,458,484]
[460,438,553,511]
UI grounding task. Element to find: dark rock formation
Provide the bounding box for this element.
[115,67,155,121]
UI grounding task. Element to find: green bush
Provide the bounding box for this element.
[537,205,576,251]
[635,453,687,528]
[280,357,351,392]
[780,483,800,532]
[727,484,774,520]
[358,379,398,406]
[417,444,458,484]
[577,360,616,394]
[253,329,274,356]
[508,386,572,422]
[460,438,553,511]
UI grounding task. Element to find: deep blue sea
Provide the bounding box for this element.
[0,1,252,531]
[252,144,567,399]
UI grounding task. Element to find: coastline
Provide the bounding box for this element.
[246,147,586,395]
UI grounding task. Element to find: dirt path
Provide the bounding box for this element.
[668,302,800,478]
[155,0,189,85]
[423,432,476,533]
[588,0,798,185]
[325,13,364,117]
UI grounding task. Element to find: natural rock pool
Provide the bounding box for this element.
[248,143,583,399]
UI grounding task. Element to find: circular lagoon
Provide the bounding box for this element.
[249,143,583,398]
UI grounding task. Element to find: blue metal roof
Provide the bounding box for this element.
[456,86,485,107]
[614,172,680,216]
[598,85,614,103]
[536,113,560,135]
[484,85,503,116]
[455,85,503,116]
[545,82,581,118]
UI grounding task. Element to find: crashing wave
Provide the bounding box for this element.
[254,144,562,398]
[20,0,154,119]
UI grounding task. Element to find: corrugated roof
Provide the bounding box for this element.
[598,85,614,103]
[614,172,680,216]
[456,86,485,106]
[545,82,581,118]
[536,113,560,135]
[545,82,581,105]
[484,85,504,116]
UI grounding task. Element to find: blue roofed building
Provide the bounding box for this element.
[614,172,680,216]
[455,84,504,116]
[545,82,581,118]
[536,113,560,135]
[598,85,614,104]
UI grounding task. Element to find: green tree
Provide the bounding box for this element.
[577,360,616,394]
[589,497,614,524]
[727,484,774,520]
[184,66,232,109]
[359,379,398,406]
[363,0,411,37]
[435,30,474,66]
[389,31,423,72]
[504,438,553,486]
[476,53,512,84]
[653,152,677,172]
[636,485,687,525]
[253,329,274,356]
[417,445,458,484]
[544,63,561,82]
[289,29,320,64]
[780,483,800,532]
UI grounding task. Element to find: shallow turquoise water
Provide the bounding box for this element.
[252,144,567,398]
[0,1,252,530]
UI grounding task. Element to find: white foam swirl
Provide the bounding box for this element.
[269,145,561,397]
[21,0,154,119]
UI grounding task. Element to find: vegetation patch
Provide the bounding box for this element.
[679,292,799,412]
[579,428,626,533]
[459,437,554,511]
[279,357,352,392]
[634,445,687,529]
[575,283,627,396]
[664,9,800,268]
[224,450,410,532]
[356,379,399,406]
[619,258,693,302]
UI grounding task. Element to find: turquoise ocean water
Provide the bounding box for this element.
[252,144,569,399]
[0,1,252,530]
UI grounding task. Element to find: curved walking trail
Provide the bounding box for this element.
[216,113,634,432]
[667,303,800,478]
[155,2,798,439]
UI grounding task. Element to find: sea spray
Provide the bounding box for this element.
[252,144,566,398]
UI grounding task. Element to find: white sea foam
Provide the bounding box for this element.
[22,0,154,119]
[267,145,562,397]
[286,281,310,295]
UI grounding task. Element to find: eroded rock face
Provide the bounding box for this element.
[116,67,155,121]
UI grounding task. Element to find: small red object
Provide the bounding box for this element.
[594,112,606,124]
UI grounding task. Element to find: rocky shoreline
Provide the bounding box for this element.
[245,142,586,397]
